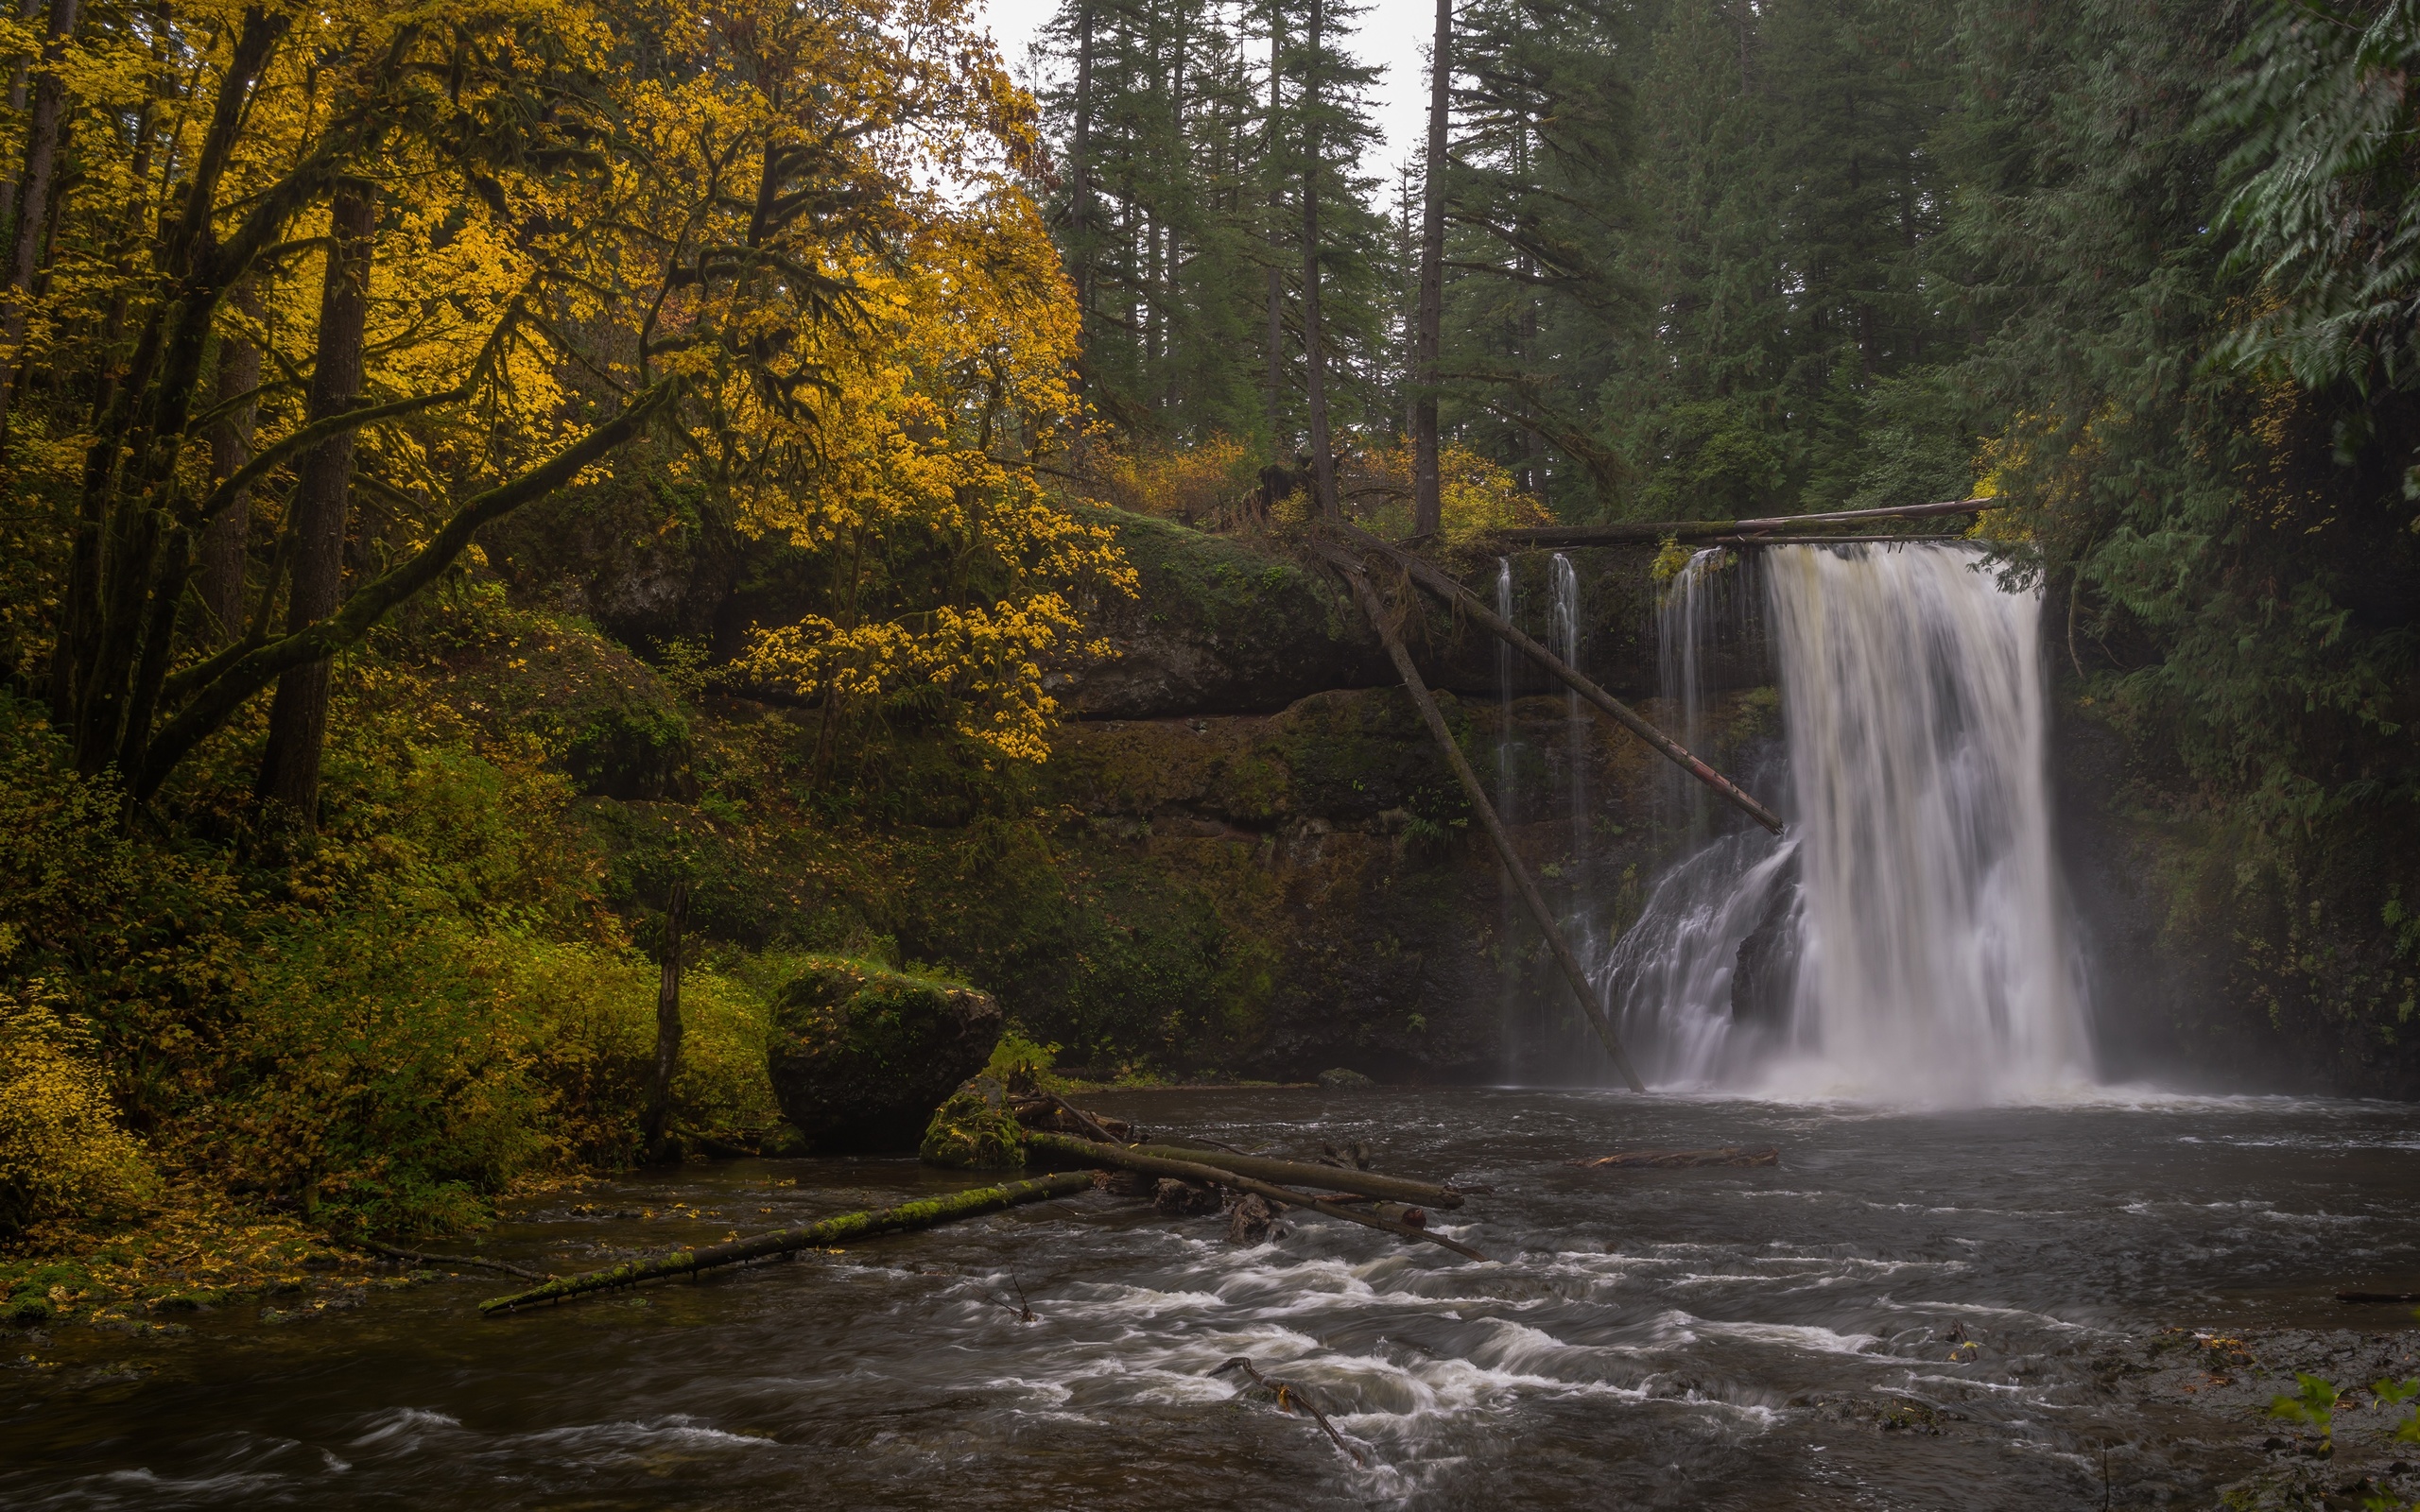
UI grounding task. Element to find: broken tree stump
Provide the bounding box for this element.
[1227,1193,1279,1244]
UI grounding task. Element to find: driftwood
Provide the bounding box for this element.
[1493,496,1991,547]
[1028,1133,1491,1263]
[478,1171,1097,1314]
[1328,528,1782,834]
[1212,1356,1365,1465]
[1567,1146,1779,1169]
[349,1238,554,1281]
[1329,559,1647,1092]
[1120,1141,1463,1209]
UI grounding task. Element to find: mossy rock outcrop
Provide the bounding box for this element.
[919,1074,1028,1171]
[767,958,1003,1152]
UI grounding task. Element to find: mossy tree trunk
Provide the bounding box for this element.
[479,1171,1098,1313]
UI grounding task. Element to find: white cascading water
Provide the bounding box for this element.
[1548,553,1587,863]
[1604,542,2091,1104]
[1495,558,1517,812]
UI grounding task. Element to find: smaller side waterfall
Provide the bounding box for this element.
[1548,554,1586,866]
[1494,558,1516,814]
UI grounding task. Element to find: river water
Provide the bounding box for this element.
[8,1086,2418,1508]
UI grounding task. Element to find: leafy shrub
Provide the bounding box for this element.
[491,936,776,1168]
[0,983,154,1239]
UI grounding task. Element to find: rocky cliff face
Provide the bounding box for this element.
[1014,686,1718,1082]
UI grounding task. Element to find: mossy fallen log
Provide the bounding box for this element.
[1028,1133,1489,1263]
[478,1171,1097,1314]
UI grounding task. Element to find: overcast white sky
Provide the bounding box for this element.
[975,0,1436,175]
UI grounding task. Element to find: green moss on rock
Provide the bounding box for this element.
[768,957,1003,1152]
[919,1074,1028,1170]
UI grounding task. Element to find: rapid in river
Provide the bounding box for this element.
[5,1088,2417,1507]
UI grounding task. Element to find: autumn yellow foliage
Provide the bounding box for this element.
[0,983,154,1238]
[1336,438,1548,546]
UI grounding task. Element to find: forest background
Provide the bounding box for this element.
[0,0,2413,1310]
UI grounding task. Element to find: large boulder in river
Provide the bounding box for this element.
[767,958,1003,1152]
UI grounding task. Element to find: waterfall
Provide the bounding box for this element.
[1494,558,1516,814]
[1547,554,1586,865]
[1608,541,2090,1104]
[1653,547,1727,842]
[1495,557,1521,1079]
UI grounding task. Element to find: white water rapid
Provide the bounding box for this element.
[1605,541,2092,1105]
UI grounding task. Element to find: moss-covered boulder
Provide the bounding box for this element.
[919,1074,1028,1170]
[767,958,1003,1152]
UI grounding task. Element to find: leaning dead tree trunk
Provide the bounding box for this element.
[1327,558,1647,1092]
[1028,1133,1490,1263]
[480,1171,1098,1314]
[1332,525,1784,834]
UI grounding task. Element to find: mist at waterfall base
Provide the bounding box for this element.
[1533,541,2095,1105]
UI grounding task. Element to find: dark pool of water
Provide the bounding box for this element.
[5,1088,2418,1508]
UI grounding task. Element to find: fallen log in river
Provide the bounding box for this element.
[1027,1133,1491,1263]
[479,1171,1096,1314]
[1125,1140,1463,1208]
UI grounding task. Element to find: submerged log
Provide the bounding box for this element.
[348,1238,554,1281]
[478,1171,1097,1314]
[1567,1146,1779,1169]
[1123,1141,1463,1208]
[1326,527,1782,834]
[2336,1290,2420,1304]
[1328,558,1648,1092]
[1028,1132,1491,1263]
